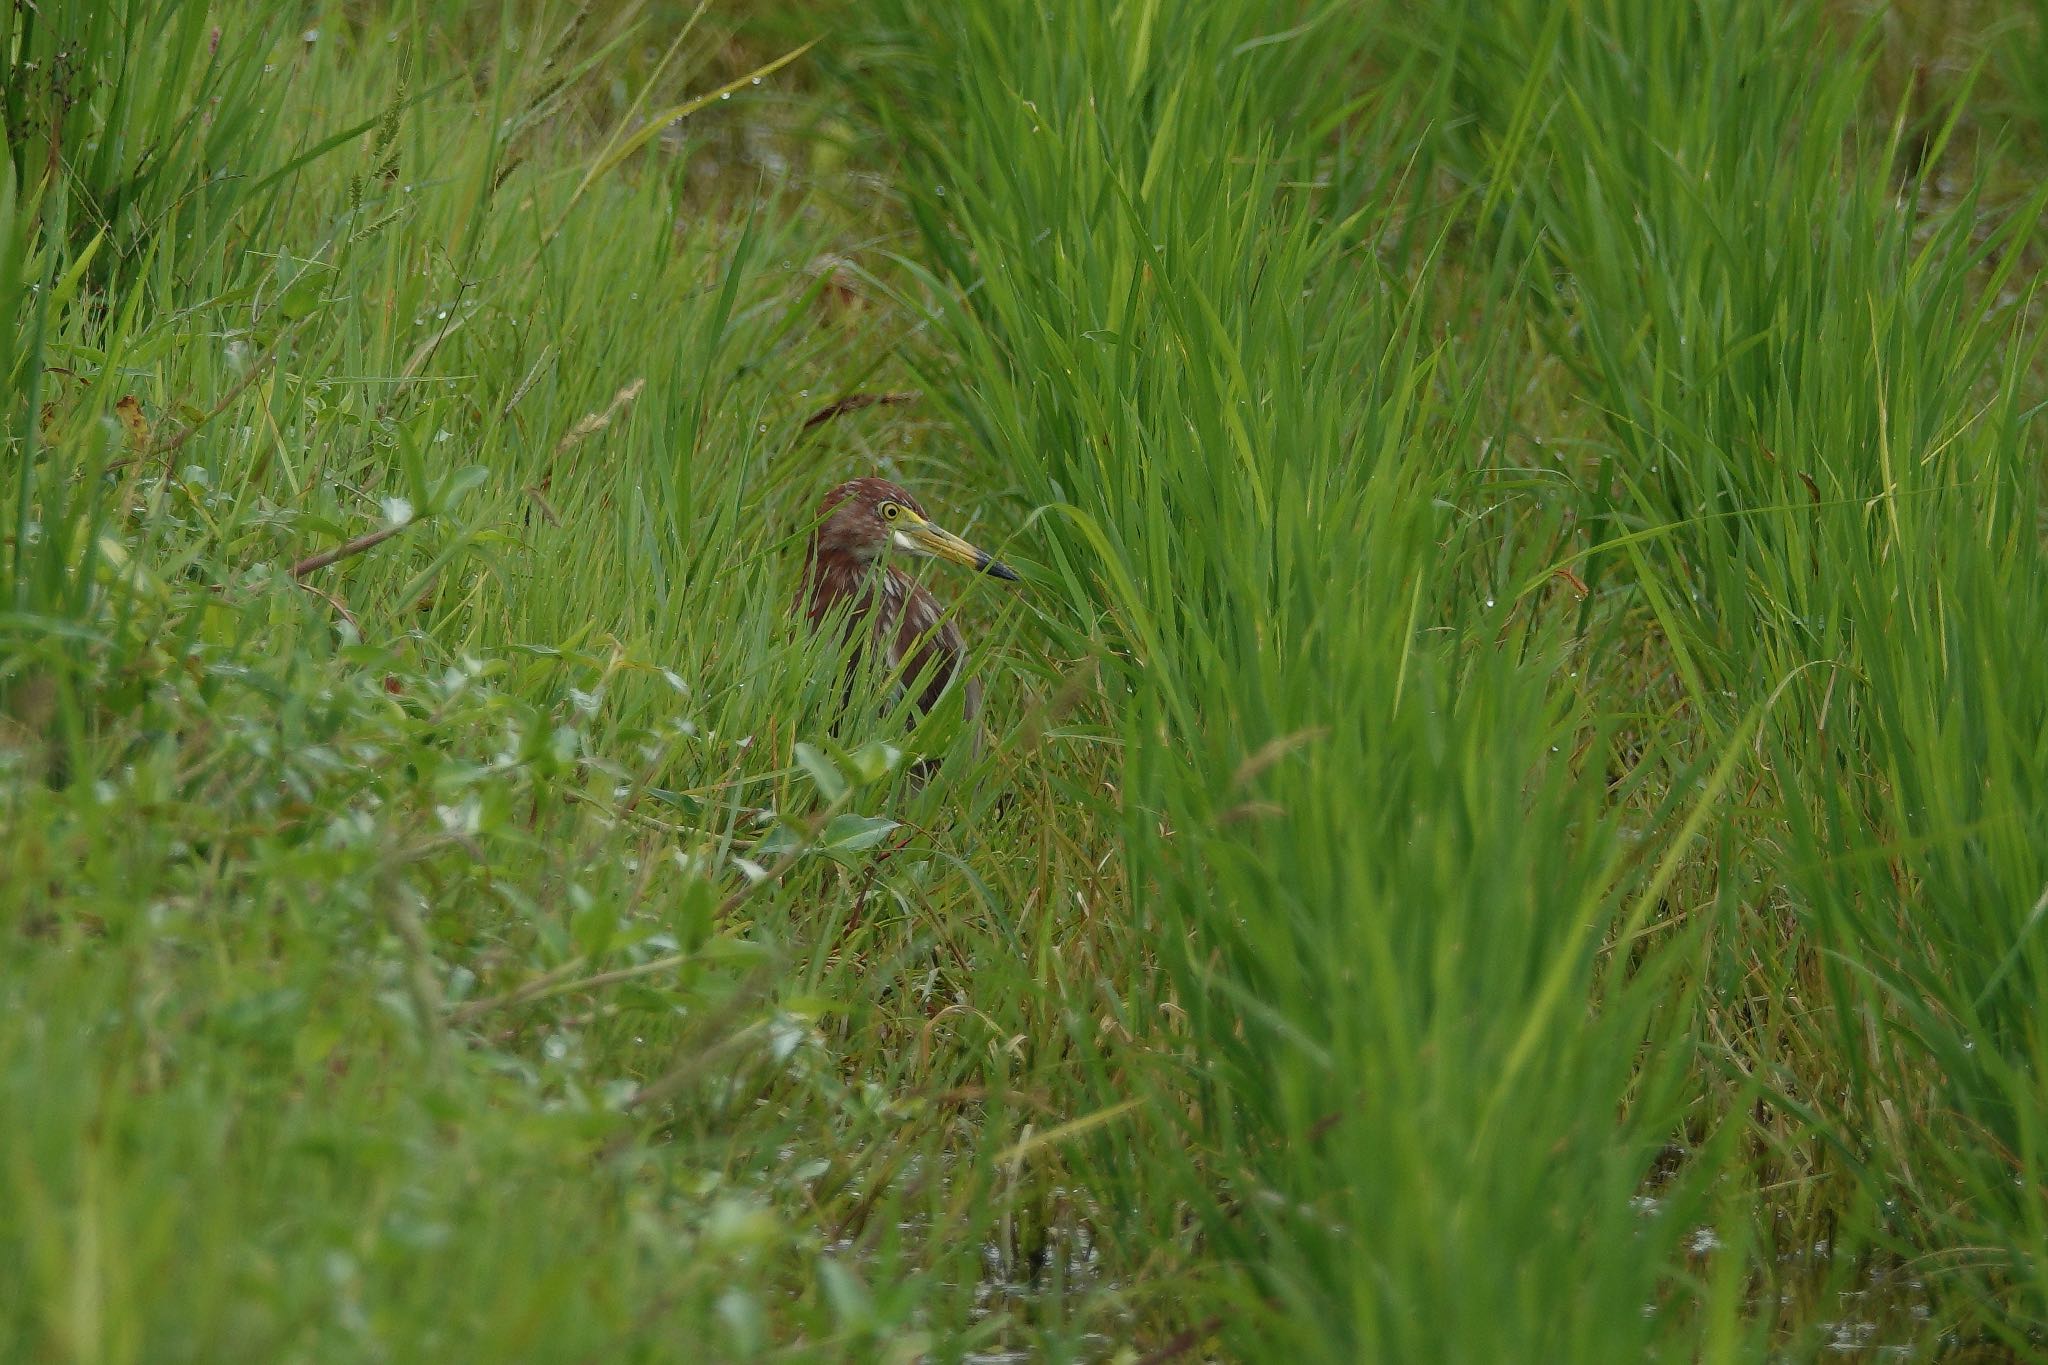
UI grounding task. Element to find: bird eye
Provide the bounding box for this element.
[880,502,900,521]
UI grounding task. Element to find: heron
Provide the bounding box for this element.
[800,477,1019,741]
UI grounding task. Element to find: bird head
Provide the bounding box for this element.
[813,477,1020,581]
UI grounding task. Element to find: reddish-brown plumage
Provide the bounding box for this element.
[801,478,1015,728]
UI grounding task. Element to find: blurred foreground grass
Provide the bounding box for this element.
[4,0,2047,1360]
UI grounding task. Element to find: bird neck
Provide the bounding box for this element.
[803,546,892,623]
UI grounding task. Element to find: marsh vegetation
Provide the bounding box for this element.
[4,1,2047,1359]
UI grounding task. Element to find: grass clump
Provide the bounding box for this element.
[5,0,2048,1360]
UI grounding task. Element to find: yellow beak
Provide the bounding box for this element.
[896,517,1020,581]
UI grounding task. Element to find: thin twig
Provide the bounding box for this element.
[446,847,666,1023]
[450,955,593,1025]
[801,389,921,431]
[290,521,407,578]
[592,961,784,1161]
[293,578,362,635]
[390,282,475,396]
[149,314,316,464]
[620,1013,769,1118]
[450,790,853,1025]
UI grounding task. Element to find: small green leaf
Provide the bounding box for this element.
[820,814,897,854]
[696,937,774,967]
[818,1256,874,1331]
[793,742,847,801]
[277,272,325,320]
[396,425,431,507]
[703,1196,777,1254]
[845,741,902,785]
[753,824,802,858]
[677,876,715,948]
[644,786,705,816]
[569,890,613,958]
[717,1288,765,1356]
[433,464,490,511]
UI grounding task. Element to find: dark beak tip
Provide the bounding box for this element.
[982,558,1022,582]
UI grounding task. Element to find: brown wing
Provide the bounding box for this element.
[883,568,978,724]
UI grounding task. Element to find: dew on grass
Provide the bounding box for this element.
[1821,1320,1879,1353]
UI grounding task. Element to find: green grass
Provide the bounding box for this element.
[4,0,2046,1360]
